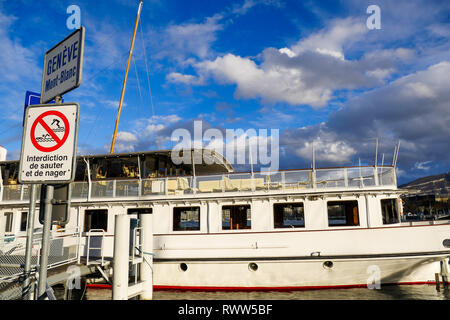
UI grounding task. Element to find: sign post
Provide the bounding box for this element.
[20,26,84,300]
[19,102,79,299]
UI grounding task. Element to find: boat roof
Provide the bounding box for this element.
[0,148,234,175]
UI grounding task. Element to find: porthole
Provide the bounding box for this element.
[249,263,258,271]
[323,261,333,269]
[443,239,450,248]
[179,263,188,272]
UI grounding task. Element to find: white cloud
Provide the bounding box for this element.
[414,161,432,170]
[157,14,223,64]
[291,18,367,59]
[191,18,408,107]
[166,72,203,85]
[103,100,127,109]
[295,134,357,164]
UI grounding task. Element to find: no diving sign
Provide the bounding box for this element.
[19,103,79,184]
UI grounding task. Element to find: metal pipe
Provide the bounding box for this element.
[139,213,153,300]
[110,0,144,154]
[37,184,54,298]
[22,184,38,300]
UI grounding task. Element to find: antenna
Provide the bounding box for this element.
[247,136,254,177]
[375,138,379,167]
[392,145,397,166]
[312,141,316,171]
[393,140,401,168]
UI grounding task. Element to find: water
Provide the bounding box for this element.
[84,285,450,300]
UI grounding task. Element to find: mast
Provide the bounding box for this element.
[110,0,144,154]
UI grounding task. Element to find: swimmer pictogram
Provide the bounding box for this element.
[30,110,70,152]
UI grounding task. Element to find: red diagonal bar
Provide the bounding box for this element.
[38,118,62,144]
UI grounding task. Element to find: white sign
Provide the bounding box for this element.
[19,104,80,184]
[41,27,85,104]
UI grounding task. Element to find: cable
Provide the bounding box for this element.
[139,16,155,119]
[133,55,145,110]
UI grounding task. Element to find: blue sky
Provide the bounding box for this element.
[0,0,449,184]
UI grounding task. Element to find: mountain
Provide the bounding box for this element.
[399,172,450,197]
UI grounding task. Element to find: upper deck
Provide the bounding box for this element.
[0,159,398,205]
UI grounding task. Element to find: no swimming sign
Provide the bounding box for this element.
[19,103,80,184]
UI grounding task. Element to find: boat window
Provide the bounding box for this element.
[4,212,13,233]
[143,156,158,178]
[173,207,200,231]
[84,209,108,232]
[127,208,153,215]
[381,199,399,224]
[222,205,251,230]
[74,159,88,182]
[274,203,305,228]
[91,156,139,180]
[1,162,19,185]
[20,212,28,232]
[327,201,359,227]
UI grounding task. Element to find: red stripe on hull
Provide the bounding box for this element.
[86,281,443,291]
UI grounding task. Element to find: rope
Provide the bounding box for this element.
[139,17,155,119]
[133,55,145,110]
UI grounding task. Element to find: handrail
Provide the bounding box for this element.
[131,227,143,265]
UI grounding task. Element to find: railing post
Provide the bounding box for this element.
[84,158,92,201]
[312,170,317,189]
[374,167,379,186]
[344,168,348,187]
[393,167,398,187]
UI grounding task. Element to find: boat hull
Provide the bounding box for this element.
[151,254,448,290]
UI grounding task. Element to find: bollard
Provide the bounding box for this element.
[140,213,153,300]
[112,214,130,300]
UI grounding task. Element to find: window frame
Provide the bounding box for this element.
[327,200,360,227]
[273,202,305,229]
[20,212,28,232]
[173,206,201,231]
[381,198,400,225]
[221,205,252,230]
[84,209,108,232]
[4,212,13,233]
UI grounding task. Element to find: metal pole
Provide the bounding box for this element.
[140,213,153,300]
[394,141,401,168]
[22,184,38,300]
[375,138,379,166]
[38,184,54,299]
[110,0,144,154]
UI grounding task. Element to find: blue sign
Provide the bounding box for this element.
[23,91,62,126]
[25,91,41,108]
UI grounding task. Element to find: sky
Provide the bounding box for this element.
[0,0,449,184]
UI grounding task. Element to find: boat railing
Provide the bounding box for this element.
[0,166,397,202]
[0,227,80,284]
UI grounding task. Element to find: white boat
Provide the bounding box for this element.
[1,149,449,291]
